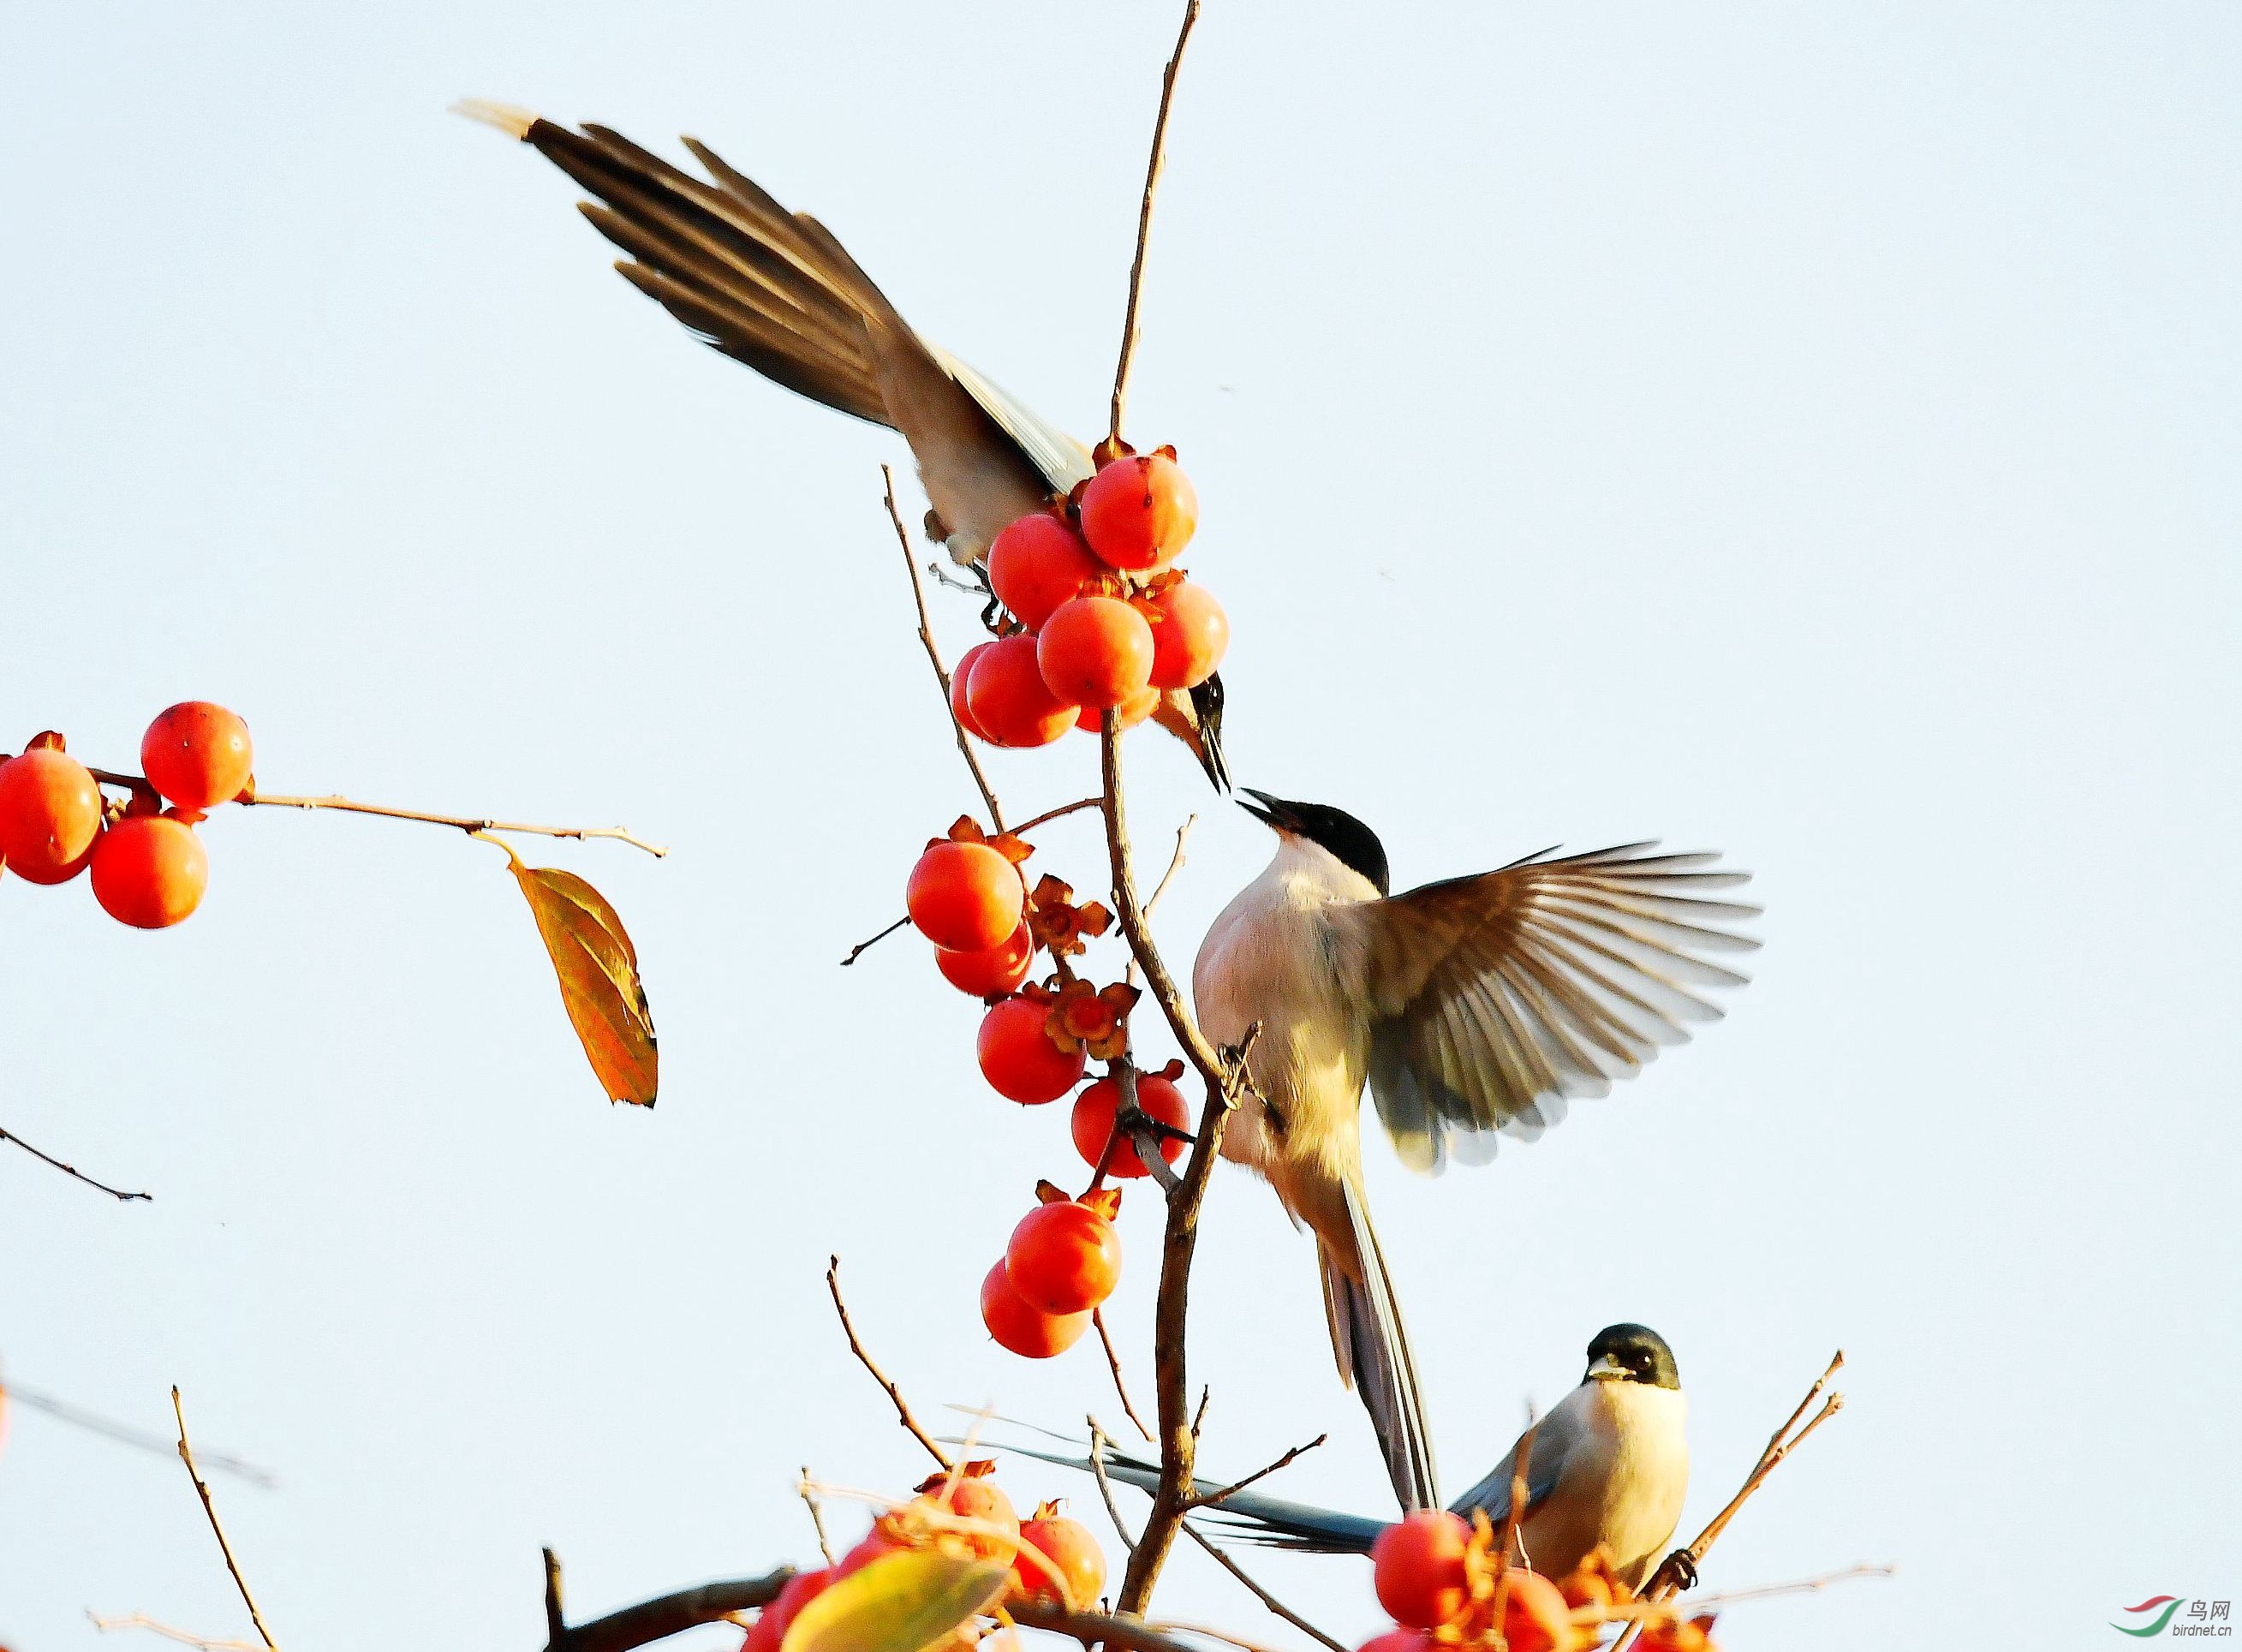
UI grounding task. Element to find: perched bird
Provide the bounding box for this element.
[1011,1324,1692,1592]
[456,103,1227,788]
[1194,793,1756,1511]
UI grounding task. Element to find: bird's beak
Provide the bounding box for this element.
[1150,675,1231,793]
[1586,1353,1629,1382]
[1237,788,1291,832]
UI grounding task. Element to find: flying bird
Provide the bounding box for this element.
[1195,792,1756,1511]
[456,102,1228,788]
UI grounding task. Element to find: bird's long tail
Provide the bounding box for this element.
[455,100,899,428]
[978,1432,1386,1556]
[1322,1176,1440,1512]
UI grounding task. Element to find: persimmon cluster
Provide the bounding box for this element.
[744,1463,1109,1652]
[904,817,1190,1360]
[1362,1515,1720,1652]
[951,447,1226,747]
[0,702,253,930]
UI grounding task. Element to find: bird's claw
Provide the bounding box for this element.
[1653,1548,1699,1593]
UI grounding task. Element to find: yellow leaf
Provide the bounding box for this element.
[496,843,658,1106]
[781,1549,1012,1652]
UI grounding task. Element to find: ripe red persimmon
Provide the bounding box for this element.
[908,840,1024,952]
[912,1475,1020,1562]
[0,748,104,876]
[1144,581,1229,690]
[976,997,1087,1105]
[1005,1199,1121,1315]
[952,641,997,741]
[989,514,1100,630]
[967,635,1077,748]
[1356,1632,1435,1652]
[936,921,1035,998]
[1012,1512,1106,1607]
[1037,597,1154,710]
[981,1258,1090,1357]
[1078,452,1196,572]
[741,1565,832,1652]
[3,835,96,886]
[1371,1510,1472,1629]
[1069,1072,1190,1178]
[1496,1571,1577,1652]
[140,701,253,809]
[1073,684,1160,733]
[90,814,209,930]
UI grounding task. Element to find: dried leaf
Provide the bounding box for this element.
[496,842,658,1106]
[781,1547,1011,1652]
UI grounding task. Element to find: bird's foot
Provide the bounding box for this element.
[1651,1548,1699,1594]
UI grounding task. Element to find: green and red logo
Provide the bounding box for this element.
[2114,1596,2185,1637]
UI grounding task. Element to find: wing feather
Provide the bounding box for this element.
[1345,844,1759,1171]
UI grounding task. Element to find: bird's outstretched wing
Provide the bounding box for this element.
[1336,844,1760,1172]
[456,103,1091,555]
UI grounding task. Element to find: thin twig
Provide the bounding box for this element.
[1011,796,1103,837]
[545,1548,569,1648]
[233,786,664,857]
[1188,1435,1326,1510]
[1106,0,1205,450]
[1087,1420,1142,1554]
[1125,816,1196,989]
[170,1388,277,1650]
[1487,1405,1538,1637]
[1008,1599,1284,1652]
[88,1615,261,1652]
[1178,1526,1351,1652]
[1094,1309,1155,1441]
[1614,1352,1847,1652]
[8,1384,273,1485]
[0,1124,151,1202]
[799,1470,838,1566]
[840,914,911,967]
[884,466,1005,832]
[826,1255,953,1473]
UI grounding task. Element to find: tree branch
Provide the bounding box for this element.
[0,1124,152,1202]
[1106,0,1204,451]
[1093,1309,1155,1442]
[1124,816,1196,989]
[1178,1526,1351,1652]
[1187,1434,1325,1510]
[171,1387,277,1649]
[883,466,1006,832]
[826,1255,954,1473]
[539,1553,791,1652]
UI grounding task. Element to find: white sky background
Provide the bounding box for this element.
[4,3,2239,1647]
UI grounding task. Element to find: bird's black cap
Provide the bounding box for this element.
[1237,790,1390,895]
[1586,1324,1681,1390]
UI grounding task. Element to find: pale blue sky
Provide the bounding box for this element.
[4,4,2238,1649]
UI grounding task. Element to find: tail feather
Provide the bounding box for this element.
[1325,1179,1440,1512]
[974,1434,1386,1556]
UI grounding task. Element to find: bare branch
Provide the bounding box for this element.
[1106,0,1205,450]
[1178,1527,1351,1652]
[798,1470,838,1566]
[1125,816,1196,989]
[839,914,911,967]
[1012,797,1103,837]
[826,1255,954,1473]
[1087,1420,1142,1554]
[171,1387,277,1649]
[89,1614,261,1652]
[0,1124,151,1202]
[538,1553,791,1652]
[883,466,1006,832]
[1094,1309,1155,1442]
[1187,1435,1326,1510]
[1010,1599,1285,1652]
[214,781,666,858]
